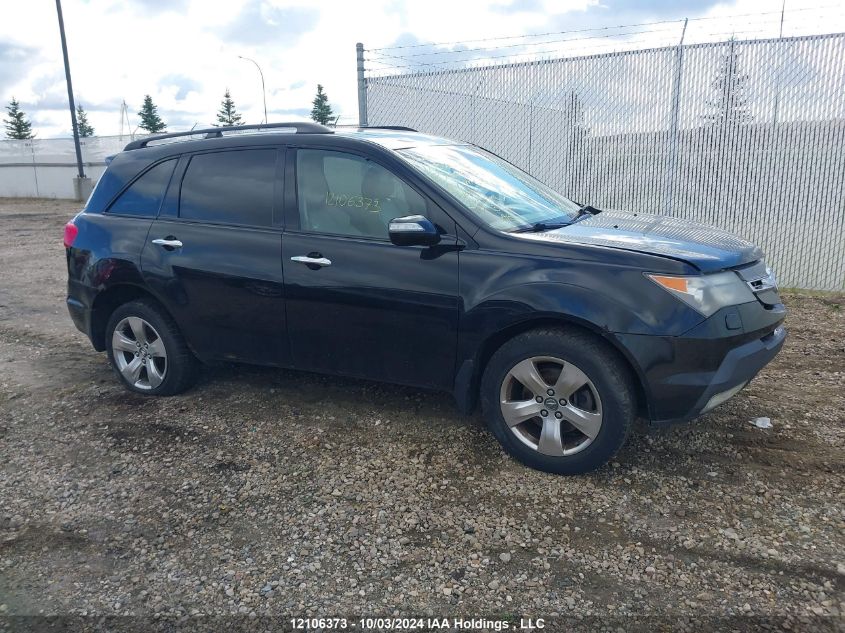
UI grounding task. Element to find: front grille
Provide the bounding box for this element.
[735,260,781,307]
[747,272,777,293]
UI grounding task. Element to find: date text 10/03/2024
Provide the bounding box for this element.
[290,618,546,630]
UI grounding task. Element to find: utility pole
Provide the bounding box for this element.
[119,100,129,140]
[55,0,91,201]
[238,55,268,124]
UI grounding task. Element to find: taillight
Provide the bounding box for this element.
[63,222,78,248]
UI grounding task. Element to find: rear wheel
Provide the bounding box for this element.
[481,328,635,475]
[105,299,198,395]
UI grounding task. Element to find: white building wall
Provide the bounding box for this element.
[0,136,128,198]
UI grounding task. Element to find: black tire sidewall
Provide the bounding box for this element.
[481,330,634,475]
[105,300,187,396]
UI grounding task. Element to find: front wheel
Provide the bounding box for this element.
[105,299,198,396]
[481,328,635,475]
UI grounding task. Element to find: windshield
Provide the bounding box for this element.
[398,144,581,231]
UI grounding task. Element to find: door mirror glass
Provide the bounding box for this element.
[388,215,441,247]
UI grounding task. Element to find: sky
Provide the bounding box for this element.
[1,0,843,138]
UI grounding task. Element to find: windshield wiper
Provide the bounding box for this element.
[510,221,570,233]
[511,205,601,233]
[572,204,601,222]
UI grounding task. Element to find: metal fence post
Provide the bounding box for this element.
[663,18,688,215]
[356,43,368,126]
[30,141,40,197]
[772,2,786,125]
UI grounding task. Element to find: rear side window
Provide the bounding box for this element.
[179,150,276,227]
[108,159,176,216]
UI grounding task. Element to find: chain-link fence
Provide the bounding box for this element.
[364,33,845,291]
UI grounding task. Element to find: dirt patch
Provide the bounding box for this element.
[0,199,842,630]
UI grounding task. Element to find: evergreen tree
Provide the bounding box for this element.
[76,104,94,137]
[310,84,334,125]
[701,38,753,127]
[4,97,35,139]
[137,95,166,133]
[215,89,243,126]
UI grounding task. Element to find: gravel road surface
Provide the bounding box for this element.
[0,199,842,631]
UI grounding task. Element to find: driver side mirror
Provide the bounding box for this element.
[388,215,441,247]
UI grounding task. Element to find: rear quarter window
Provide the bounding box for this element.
[84,168,120,212]
[107,159,177,216]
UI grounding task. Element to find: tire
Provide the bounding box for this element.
[105,299,199,396]
[480,327,635,475]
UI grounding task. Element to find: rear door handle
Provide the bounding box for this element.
[152,238,183,249]
[291,255,332,267]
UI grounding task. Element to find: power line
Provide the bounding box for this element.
[366,11,844,67]
[364,29,844,74]
[366,36,689,72]
[369,18,686,52]
[365,24,702,69]
[367,4,842,53]
[364,9,844,73]
[366,24,685,60]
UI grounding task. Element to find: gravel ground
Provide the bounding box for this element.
[0,198,843,632]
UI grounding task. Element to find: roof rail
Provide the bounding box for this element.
[123,121,333,151]
[333,124,419,132]
[367,125,418,132]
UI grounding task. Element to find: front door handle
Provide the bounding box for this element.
[291,255,332,267]
[152,238,183,249]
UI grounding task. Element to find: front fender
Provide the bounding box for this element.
[453,276,702,416]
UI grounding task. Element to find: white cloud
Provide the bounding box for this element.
[1,0,842,137]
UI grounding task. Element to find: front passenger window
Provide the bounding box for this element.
[296,149,426,239]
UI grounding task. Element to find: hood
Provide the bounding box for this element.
[515,210,763,272]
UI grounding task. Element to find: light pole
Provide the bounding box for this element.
[238,55,267,124]
[55,0,88,200]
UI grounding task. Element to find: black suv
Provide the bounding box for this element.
[65,122,786,474]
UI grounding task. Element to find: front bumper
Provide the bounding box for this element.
[672,324,785,422]
[616,301,786,423]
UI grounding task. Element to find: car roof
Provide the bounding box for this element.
[335,128,461,150]
[120,125,462,160]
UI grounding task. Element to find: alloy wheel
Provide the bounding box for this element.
[499,355,603,456]
[111,316,167,390]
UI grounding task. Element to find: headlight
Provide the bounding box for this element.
[647,271,755,317]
